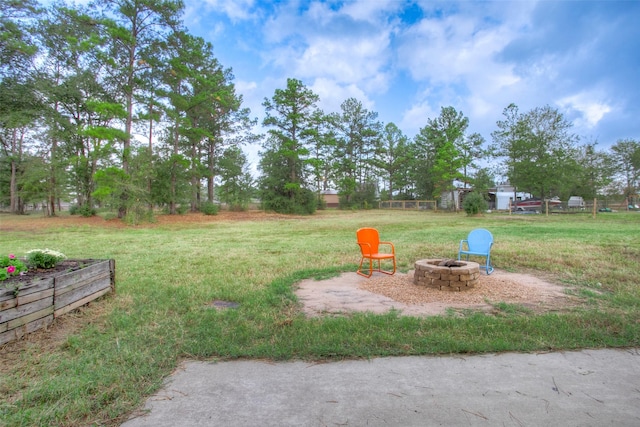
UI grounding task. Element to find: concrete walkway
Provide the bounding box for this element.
[121,348,640,426]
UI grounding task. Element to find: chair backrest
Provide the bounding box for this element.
[467,228,493,253]
[357,227,380,255]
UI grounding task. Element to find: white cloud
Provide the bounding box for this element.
[399,12,519,85]
[393,3,539,139]
[396,15,510,131]
[557,93,612,129]
[261,1,396,103]
[399,99,440,136]
[310,78,374,114]
[201,0,256,22]
[234,80,261,118]
[294,32,392,91]
[341,0,404,23]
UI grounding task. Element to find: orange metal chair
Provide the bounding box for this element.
[356,227,396,277]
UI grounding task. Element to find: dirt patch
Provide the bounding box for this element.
[0,301,108,373]
[296,269,579,317]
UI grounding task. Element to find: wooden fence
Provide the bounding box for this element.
[378,200,439,210]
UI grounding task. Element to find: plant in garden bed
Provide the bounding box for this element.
[0,254,28,281]
[1,249,67,284]
[25,248,67,269]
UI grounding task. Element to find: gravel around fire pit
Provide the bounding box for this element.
[358,270,562,306]
[295,269,577,317]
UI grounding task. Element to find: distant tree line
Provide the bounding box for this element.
[259,79,639,213]
[1,0,256,220]
[2,1,639,217]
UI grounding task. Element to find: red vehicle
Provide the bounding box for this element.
[512,197,561,212]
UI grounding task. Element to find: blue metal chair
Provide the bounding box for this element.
[458,228,494,274]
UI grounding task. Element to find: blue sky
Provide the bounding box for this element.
[181,0,640,163]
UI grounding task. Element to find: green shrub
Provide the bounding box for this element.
[124,204,155,225]
[25,249,66,269]
[101,212,118,221]
[229,203,248,212]
[69,204,96,217]
[201,202,219,215]
[316,196,327,210]
[462,192,488,215]
[260,187,317,215]
[80,205,97,217]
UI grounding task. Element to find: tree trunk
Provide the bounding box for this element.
[148,102,154,211]
[207,140,215,202]
[170,123,179,215]
[9,129,20,214]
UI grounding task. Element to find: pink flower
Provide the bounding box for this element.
[9,254,15,259]
[7,265,15,274]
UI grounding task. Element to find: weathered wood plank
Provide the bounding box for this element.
[6,306,54,330]
[0,278,54,302]
[0,314,54,346]
[54,275,112,310]
[16,288,55,306]
[0,296,53,324]
[54,270,111,297]
[54,287,112,318]
[0,288,56,312]
[55,260,112,294]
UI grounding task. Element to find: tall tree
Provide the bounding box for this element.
[472,167,495,196]
[415,106,469,209]
[37,4,112,215]
[0,0,39,213]
[373,122,411,201]
[0,0,39,80]
[570,142,614,201]
[99,0,183,217]
[459,132,486,188]
[307,110,335,204]
[200,75,254,208]
[490,103,523,202]
[0,78,41,213]
[158,30,250,212]
[260,78,319,214]
[491,104,579,200]
[330,98,381,207]
[610,139,640,204]
[217,146,253,210]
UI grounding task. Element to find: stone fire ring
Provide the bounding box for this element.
[413,259,481,291]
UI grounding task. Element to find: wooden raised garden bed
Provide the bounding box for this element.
[0,259,115,345]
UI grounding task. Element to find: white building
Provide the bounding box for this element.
[489,183,531,210]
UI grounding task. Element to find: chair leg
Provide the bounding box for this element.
[379,257,396,275]
[357,257,374,278]
[358,257,396,277]
[486,255,493,275]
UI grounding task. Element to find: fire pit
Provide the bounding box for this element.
[413,259,480,291]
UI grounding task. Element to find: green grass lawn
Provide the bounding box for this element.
[1,209,639,426]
